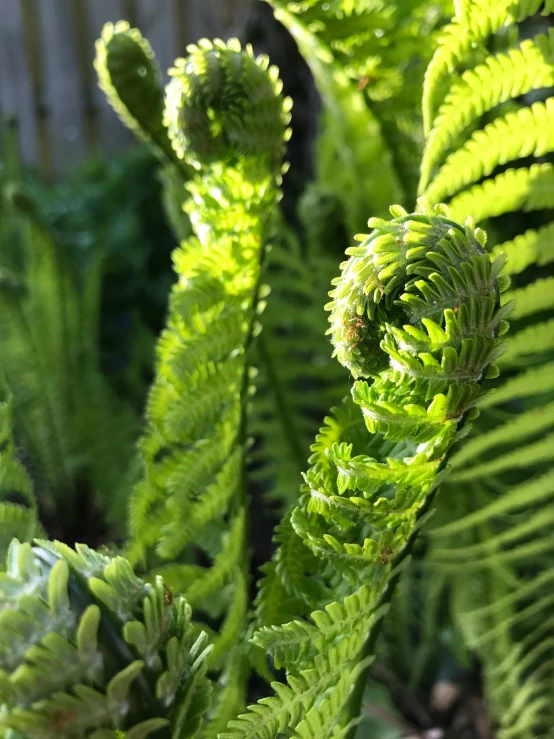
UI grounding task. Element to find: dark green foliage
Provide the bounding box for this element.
[0,165,139,540]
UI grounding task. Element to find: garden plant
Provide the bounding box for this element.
[1,0,554,737]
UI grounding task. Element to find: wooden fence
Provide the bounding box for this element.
[0,0,252,178]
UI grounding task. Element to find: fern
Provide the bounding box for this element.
[0,171,138,535]
[0,400,40,559]
[0,539,211,738]
[249,223,348,508]
[95,22,192,244]
[419,2,554,734]
[122,37,290,729]
[232,202,507,738]
[265,0,452,226]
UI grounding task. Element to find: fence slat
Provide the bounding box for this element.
[0,0,229,176]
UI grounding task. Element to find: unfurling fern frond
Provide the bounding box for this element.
[95,22,192,243]
[0,539,211,738]
[127,38,290,730]
[420,3,554,735]
[230,203,507,739]
[96,22,184,172]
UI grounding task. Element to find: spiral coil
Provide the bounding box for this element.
[292,201,512,566]
[165,39,291,174]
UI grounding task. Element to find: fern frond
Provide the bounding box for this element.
[448,163,554,223]
[504,277,554,320]
[95,22,183,171]
[452,401,554,469]
[421,29,554,189]
[240,203,505,738]
[125,39,290,725]
[500,318,554,364]
[422,0,554,133]
[249,225,348,508]
[0,183,138,530]
[265,1,403,229]
[220,638,366,739]
[425,98,554,204]
[0,539,212,737]
[491,223,554,276]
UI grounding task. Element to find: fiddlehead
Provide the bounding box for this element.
[228,203,508,739]
[294,200,510,564]
[0,539,211,738]
[165,39,289,175]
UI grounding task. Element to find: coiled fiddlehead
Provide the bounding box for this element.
[227,203,509,739]
[293,200,510,565]
[0,539,211,738]
[165,39,290,175]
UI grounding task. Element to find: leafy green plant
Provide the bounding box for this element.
[1,1,554,737]
[0,151,139,542]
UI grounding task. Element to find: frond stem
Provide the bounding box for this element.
[256,331,306,474]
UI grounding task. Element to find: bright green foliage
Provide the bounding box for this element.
[0,171,138,533]
[0,539,211,738]
[95,22,192,244]
[1,2,554,737]
[124,38,290,733]
[95,22,184,172]
[249,225,348,507]
[232,204,506,738]
[265,0,452,229]
[164,40,290,175]
[418,2,554,735]
[129,38,289,556]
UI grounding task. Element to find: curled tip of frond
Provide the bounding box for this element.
[164,38,290,174]
[327,204,506,388]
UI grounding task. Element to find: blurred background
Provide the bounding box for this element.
[0,0,319,428]
[0,0,316,178]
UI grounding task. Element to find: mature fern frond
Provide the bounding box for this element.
[422,0,554,134]
[230,203,506,738]
[266,0,452,220]
[264,0,403,230]
[0,539,212,738]
[420,3,554,734]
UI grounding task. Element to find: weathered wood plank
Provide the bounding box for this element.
[36,0,88,174]
[0,0,41,173]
